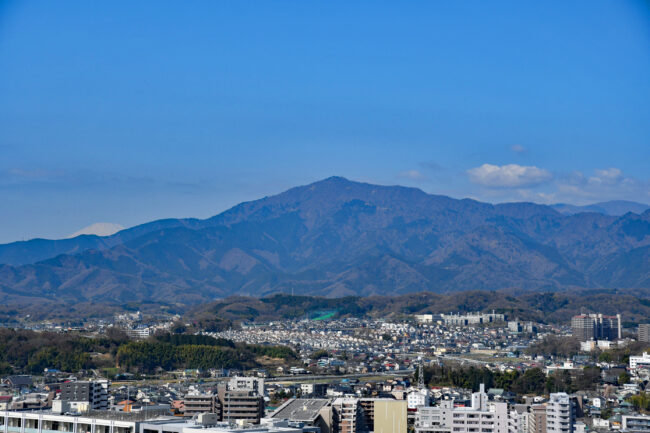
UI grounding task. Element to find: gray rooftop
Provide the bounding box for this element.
[270,399,330,422]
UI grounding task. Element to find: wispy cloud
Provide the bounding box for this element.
[398,169,426,180]
[552,167,649,203]
[589,167,622,185]
[0,167,208,194]
[467,163,553,188]
[419,161,444,171]
[0,168,69,185]
[510,144,527,154]
[472,167,650,205]
[397,161,447,182]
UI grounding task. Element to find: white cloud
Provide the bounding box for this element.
[588,167,622,185]
[510,144,527,154]
[467,163,553,188]
[551,167,649,204]
[398,169,426,180]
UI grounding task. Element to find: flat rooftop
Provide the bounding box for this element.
[270,399,330,422]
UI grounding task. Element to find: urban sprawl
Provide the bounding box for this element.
[1,310,650,433]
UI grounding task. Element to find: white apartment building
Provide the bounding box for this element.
[0,410,136,433]
[415,315,435,324]
[507,406,529,433]
[125,328,150,340]
[227,377,264,395]
[140,418,304,433]
[629,352,650,370]
[415,384,508,433]
[407,389,430,410]
[622,414,650,432]
[546,393,574,433]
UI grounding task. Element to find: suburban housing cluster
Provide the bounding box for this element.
[1,310,649,433]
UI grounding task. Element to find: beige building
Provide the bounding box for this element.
[373,400,407,433]
[528,405,547,433]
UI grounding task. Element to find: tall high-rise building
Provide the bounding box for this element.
[639,324,650,343]
[571,314,621,341]
[571,316,594,341]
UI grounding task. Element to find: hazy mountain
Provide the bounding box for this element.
[68,222,125,238]
[552,200,649,216]
[0,176,649,304]
[0,218,201,266]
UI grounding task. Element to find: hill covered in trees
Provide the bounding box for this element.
[0,328,296,376]
[188,290,650,326]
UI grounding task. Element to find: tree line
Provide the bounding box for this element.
[0,327,295,375]
[0,327,128,374]
[116,339,296,373]
[417,364,602,396]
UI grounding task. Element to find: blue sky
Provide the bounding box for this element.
[0,1,649,242]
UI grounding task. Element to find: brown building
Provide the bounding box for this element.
[571,314,621,341]
[639,324,650,343]
[183,393,221,417]
[530,404,547,433]
[217,389,264,424]
[216,380,265,425]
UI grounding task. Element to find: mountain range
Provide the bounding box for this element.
[551,200,649,216]
[0,176,649,305]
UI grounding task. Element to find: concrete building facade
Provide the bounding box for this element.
[373,400,406,433]
[60,380,109,411]
[528,405,546,433]
[183,394,221,417]
[415,384,508,433]
[546,393,574,433]
[571,314,621,342]
[639,324,650,344]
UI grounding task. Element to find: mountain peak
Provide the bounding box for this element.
[318,175,351,183]
[1,178,649,304]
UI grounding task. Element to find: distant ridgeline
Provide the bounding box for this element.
[0,177,648,305]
